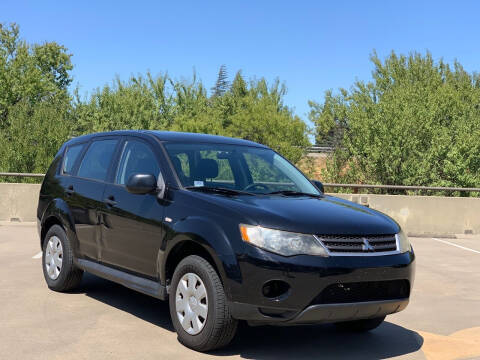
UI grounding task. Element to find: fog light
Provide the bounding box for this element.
[262,280,290,299]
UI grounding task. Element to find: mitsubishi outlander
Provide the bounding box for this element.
[37,131,415,351]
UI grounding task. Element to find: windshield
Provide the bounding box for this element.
[163,143,320,196]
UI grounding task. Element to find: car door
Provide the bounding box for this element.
[101,137,166,277]
[62,137,120,260]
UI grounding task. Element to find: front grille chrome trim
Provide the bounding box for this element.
[313,234,401,257]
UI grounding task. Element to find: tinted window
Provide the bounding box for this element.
[243,153,291,183]
[62,144,84,175]
[200,150,234,182]
[164,143,319,195]
[77,139,118,181]
[175,153,190,177]
[116,140,160,185]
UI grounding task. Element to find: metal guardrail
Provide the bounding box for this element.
[323,183,480,193]
[0,172,479,193]
[306,146,334,153]
[0,172,45,178]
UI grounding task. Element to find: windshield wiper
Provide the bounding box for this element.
[266,190,322,198]
[185,186,254,196]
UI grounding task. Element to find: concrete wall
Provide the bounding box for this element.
[332,193,480,237]
[0,183,41,222]
[0,183,479,236]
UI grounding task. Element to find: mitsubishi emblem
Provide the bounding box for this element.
[362,238,374,251]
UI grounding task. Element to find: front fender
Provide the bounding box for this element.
[159,216,242,295]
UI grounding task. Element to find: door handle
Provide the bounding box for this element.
[104,196,117,207]
[65,185,74,196]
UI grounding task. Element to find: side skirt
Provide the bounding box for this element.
[76,258,167,300]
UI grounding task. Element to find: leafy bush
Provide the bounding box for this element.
[0,23,309,181]
[310,51,480,191]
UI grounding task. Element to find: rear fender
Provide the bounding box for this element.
[40,198,77,252]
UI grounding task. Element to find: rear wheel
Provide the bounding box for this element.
[42,225,83,292]
[169,255,238,352]
[334,315,386,332]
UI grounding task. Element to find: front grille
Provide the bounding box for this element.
[311,280,410,305]
[315,234,397,254]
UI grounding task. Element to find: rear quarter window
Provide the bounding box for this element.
[62,144,85,175]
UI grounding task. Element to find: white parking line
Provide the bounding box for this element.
[32,252,42,259]
[431,238,480,254]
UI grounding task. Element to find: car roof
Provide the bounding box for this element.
[65,130,269,148]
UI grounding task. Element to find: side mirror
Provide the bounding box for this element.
[311,179,324,193]
[126,173,157,194]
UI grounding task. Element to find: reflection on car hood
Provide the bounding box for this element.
[196,193,400,235]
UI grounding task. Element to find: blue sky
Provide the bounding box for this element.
[2,0,480,129]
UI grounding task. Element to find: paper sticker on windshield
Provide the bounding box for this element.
[194,181,204,187]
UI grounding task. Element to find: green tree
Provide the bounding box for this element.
[226,78,309,162]
[77,71,310,163]
[0,99,73,176]
[72,73,173,134]
[0,23,72,127]
[0,23,310,176]
[0,23,73,180]
[172,75,309,162]
[230,71,248,98]
[310,51,480,191]
[211,64,229,97]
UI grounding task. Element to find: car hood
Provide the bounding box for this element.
[192,193,399,235]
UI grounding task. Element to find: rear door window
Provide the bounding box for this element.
[77,139,118,182]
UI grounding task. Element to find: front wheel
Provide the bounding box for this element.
[169,255,238,352]
[334,315,386,332]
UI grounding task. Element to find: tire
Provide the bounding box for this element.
[334,315,386,332]
[169,255,238,352]
[42,225,83,292]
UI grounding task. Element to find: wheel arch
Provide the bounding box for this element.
[40,216,64,248]
[39,198,77,250]
[164,240,221,286]
[160,217,242,299]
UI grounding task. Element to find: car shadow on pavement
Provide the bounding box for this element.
[79,273,423,359]
[216,321,423,359]
[79,272,174,331]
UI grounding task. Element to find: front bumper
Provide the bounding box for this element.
[227,245,415,324]
[292,298,409,324]
[229,298,409,325]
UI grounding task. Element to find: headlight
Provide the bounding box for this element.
[239,224,328,257]
[396,229,411,253]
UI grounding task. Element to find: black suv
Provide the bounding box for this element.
[37,131,415,351]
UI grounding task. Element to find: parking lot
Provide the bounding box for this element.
[0,224,479,360]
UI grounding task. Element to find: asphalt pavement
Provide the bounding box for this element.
[0,224,479,360]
